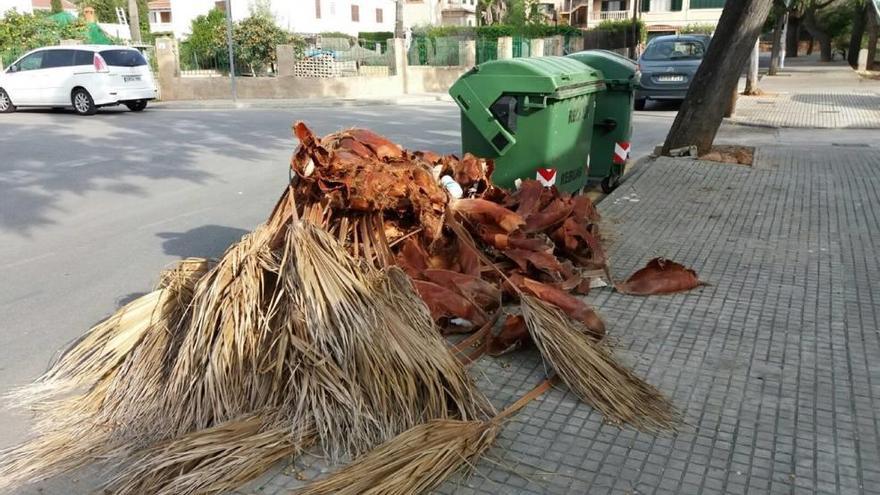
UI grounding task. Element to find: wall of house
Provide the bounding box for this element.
[640,7,723,27]
[403,0,442,28]
[165,0,396,40]
[279,0,396,35]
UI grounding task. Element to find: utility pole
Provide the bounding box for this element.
[128,0,142,44]
[630,0,639,59]
[224,0,237,103]
[395,0,404,38]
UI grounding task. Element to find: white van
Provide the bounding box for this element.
[0,45,158,116]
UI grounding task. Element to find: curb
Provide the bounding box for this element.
[152,94,454,110]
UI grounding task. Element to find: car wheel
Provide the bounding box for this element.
[0,89,16,113]
[72,88,97,116]
[634,98,647,111]
[125,100,148,112]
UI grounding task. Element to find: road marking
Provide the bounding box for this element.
[137,206,215,230]
[0,251,56,270]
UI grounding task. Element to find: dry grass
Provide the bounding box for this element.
[295,419,499,495]
[522,295,678,431]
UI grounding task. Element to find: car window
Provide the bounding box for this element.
[42,49,76,69]
[643,40,705,61]
[73,50,95,66]
[17,51,45,71]
[99,49,147,67]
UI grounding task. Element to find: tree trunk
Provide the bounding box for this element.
[848,2,869,68]
[662,0,773,156]
[868,9,878,70]
[786,15,800,57]
[769,8,785,75]
[744,39,761,94]
[801,9,833,62]
[128,0,142,44]
[807,34,814,55]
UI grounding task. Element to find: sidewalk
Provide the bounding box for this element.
[152,92,453,110]
[730,55,880,129]
[235,143,880,494]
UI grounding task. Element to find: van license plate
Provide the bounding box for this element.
[123,75,141,82]
[657,75,685,82]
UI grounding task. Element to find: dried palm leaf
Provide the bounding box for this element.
[295,419,499,495]
[106,412,314,495]
[521,295,678,431]
[281,223,492,459]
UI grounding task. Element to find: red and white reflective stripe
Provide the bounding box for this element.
[536,168,556,187]
[613,141,631,164]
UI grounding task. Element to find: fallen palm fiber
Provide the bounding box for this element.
[0,222,490,494]
[295,378,558,495]
[521,295,678,431]
[616,257,704,296]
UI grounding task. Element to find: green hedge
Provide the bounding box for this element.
[358,31,393,43]
[413,24,582,40]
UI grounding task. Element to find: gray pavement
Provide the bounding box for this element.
[731,56,880,129]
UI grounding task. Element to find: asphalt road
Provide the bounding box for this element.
[0,102,678,452]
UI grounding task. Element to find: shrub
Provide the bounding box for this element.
[0,9,87,65]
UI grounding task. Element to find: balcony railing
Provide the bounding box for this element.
[444,0,476,12]
[149,22,174,33]
[592,10,630,20]
[560,0,589,13]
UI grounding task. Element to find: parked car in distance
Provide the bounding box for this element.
[0,45,158,116]
[635,35,708,111]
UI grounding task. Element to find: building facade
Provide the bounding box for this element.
[148,0,396,39]
[560,0,724,32]
[403,0,476,28]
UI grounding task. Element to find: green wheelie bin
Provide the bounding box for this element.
[566,50,638,193]
[449,56,605,194]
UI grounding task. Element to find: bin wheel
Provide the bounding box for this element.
[634,98,647,111]
[601,175,620,194]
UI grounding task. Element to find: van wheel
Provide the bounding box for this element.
[125,100,148,112]
[634,98,647,111]
[0,89,16,113]
[72,89,97,116]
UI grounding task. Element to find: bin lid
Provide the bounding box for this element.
[455,56,604,100]
[567,50,637,83]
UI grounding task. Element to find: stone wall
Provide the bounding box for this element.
[153,37,545,101]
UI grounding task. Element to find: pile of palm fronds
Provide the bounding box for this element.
[0,222,490,494]
[0,123,699,494]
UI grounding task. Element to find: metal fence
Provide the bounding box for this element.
[177,36,395,79]
[476,39,498,64]
[512,36,531,58]
[407,37,461,66]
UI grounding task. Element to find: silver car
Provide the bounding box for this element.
[635,35,708,110]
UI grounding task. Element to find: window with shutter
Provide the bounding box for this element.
[352,4,359,21]
[376,8,383,22]
[315,0,321,18]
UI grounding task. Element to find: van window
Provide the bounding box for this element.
[42,49,76,69]
[17,51,45,71]
[74,50,95,66]
[99,49,147,67]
